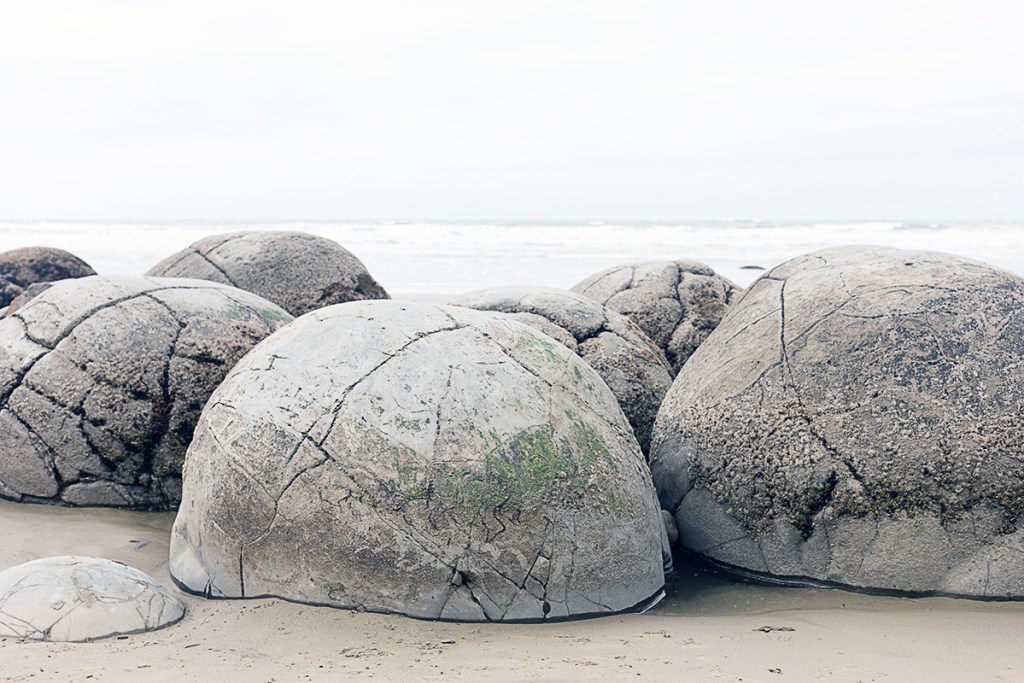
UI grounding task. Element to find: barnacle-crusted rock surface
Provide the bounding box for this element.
[651,245,1024,598]
[0,275,292,509]
[171,300,666,621]
[449,286,672,456]
[572,260,741,375]
[0,555,184,641]
[0,247,96,310]
[147,230,389,316]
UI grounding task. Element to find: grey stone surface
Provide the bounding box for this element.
[171,300,666,621]
[2,282,55,318]
[449,286,673,456]
[572,260,741,375]
[147,230,389,316]
[0,275,292,510]
[650,245,1024,598]
[0,555,184,641]
[0,247,96,309]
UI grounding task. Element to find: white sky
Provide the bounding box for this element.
[1,1,1021,220]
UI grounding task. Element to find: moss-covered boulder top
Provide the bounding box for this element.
[171,300,666,622]
[651,245,1024,599]
[0,246,96,310]
[0,275,293,510]
[146,230,389,317]
[572,259,741,376]
[449,285,672,456]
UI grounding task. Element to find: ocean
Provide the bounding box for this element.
[2,220,1023,294]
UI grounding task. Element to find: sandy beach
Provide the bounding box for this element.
[1,498,1022,682]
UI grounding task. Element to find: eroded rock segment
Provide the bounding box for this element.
[146,230,389,316]
[0,246,96,309]
[0,556,184,641]
[651,245,1024,598]
[0,275,293,509]
[449,286,672,456]
[572,260,741,375]
[171,300,665,621]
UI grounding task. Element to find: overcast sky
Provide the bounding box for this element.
[1,1,1021,220]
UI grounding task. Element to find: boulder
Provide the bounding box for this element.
[449,286,672,456]
[2,282,54,318]
[0,556,184,641]
[171,300,667,621]
[147,231,389,316]
[572,260,741,375]
[651,245,1024,598]
[0,246,96,309]
[0,275,292,509]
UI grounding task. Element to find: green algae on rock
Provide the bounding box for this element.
[171,300,666,621]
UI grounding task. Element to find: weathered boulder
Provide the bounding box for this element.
[572,260,741,375]
[0,275,292,509]
[0,246,96,309]
[651,245,1024,598]
[0,556,184,641]
[2,282,54,318]
[449,286,672,456]
[147,230,389,316]
[171,300,666,621]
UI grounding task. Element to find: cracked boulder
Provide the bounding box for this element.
[0,556,184,641]
[651,245,1024,598]
[0,246,96,310]
[0,275,293,509]
[171,300,666,621]
[146,230,389,317]
[449,286,672,456]
[571,260,741,375]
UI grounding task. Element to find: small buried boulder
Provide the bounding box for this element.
[0,556,184,641]
[146,230,389,316]
[171,300,666,621]
[0,246,96,309]
[572,260,741,375]
[651,245,1024,598]
[0,275,292,509]
[449,286,672,456]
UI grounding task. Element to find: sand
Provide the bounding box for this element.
[1,500,1022,682]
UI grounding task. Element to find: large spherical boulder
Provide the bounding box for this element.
[0,556,184,641]
[147,231,389,316]
[0,275,292,509]
[0,246,96,309]
[572,260,741,375]
[171,300,666,621]
[651,245,1024,598]
[449,286,672,456]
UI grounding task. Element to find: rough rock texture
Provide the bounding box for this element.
[0,247,96,309]
[0,275,293,509]
[449,286,672,456]
[146,231,389,316]
[171,300,666,621]
[572,260,741,375]
[0,556,184,641]
[651,245,1024,598]
[2,282,55,318]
